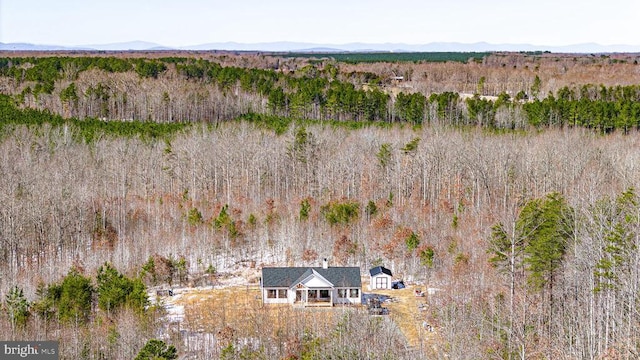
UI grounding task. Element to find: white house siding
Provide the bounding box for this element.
[333,288,362,305]
[301,274,333,288]
[262,288,289,304]
[263,287,362,306]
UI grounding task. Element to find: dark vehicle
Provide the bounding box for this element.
[366,296,389,315]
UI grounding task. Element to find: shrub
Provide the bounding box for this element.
[321,201,360,226]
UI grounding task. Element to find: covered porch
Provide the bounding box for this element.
[294,284,333,307]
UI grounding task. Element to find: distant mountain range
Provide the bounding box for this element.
[1,40,640,53]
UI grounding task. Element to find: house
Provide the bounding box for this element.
[369,266,393,290]
[261,260,361,307]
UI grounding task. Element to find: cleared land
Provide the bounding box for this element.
[161,282,440,353]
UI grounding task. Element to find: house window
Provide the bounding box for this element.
[349,289,359,298]
[267,289,277,298]
[308,290,318,299]
[319,289,330,298]
[278,289,287,298]
[338,289,347,298]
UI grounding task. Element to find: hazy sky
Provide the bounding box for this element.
[1,0,638,46]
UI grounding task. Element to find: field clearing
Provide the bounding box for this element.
[166,283,439,353]
[173,286,351,340]
[177,286,263,333]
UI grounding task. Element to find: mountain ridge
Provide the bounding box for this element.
[1,41,639,53]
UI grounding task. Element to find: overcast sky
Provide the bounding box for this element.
[1,0,638,47]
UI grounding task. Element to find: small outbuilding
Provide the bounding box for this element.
[369,266,393,290]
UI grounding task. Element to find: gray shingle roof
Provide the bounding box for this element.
[261,267,361,288]
[369,266,392,277]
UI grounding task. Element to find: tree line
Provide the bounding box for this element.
[2,260,182,359]
[282,51,490,64]
[4,55,640,132]
[0,94,188,142]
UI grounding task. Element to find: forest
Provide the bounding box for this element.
[280,51,490,64]
[1,51,640,359]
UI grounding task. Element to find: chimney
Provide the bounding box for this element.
[322,258,328,269]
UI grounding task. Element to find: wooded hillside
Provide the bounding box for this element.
[1,52,640,359]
